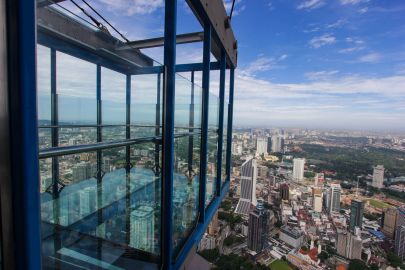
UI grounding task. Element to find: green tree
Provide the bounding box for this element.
[348,259,368,270]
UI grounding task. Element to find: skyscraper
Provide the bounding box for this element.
[130,205,155,253]
[327,184,341,214]
[271,135,284,153]
[256,137,267,156]
[247,201,268,252]
[240,158,257,205]
[280,183,290,201]
[372,165,384,189]
[395,226,405,260]
[293,158,305,182]
[350,199,364,232]
[312,188,323,213]
[381,207,397,239]
[337,231,362,260]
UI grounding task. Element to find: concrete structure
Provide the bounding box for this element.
[336,231,362,260]
[240,158,257,205]
[327,184,341,214]
[395,226,405,260]
[313,193,323,213]
[280,183,290,201]
[293,158,305,182]
[247,202,268,252]
[256,137,267,156]
[270,135,284,153]
[130,205,155,253]
[372,165,384,189]
[381,208,397,239]
[279,225,305,249]
[350,199,364,232]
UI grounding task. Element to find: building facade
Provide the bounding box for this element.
[293,158,305,182]
[372,165,385,189]
[279,225,305,249]
[350,199,364,232]
[336,231,362,260]
[247,202,268,252]
[240,158,258,205]
[256,137,268,156]
[381,207,398,239]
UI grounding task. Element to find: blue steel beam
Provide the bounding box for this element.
[225,68,235,181]
[6,0,42,268]
[126,74,131,172]
[215,52,226,196]
[198,24,211,223]
[161,0,177,268]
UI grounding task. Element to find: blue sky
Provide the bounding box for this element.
[48,0,405,132]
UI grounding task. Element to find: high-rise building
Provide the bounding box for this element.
[350,199,364,232]
[327,184,341,214]
[280,183,290,201]
[293,158,305,182]
[240,158,257,205]
[314,173,324,186]
[271,135,284,153]
[279,225,305,249]
[336,231,362,260]
[256,137,267,156]
[395,226,405,260]
[267,137,272,153]
[381,208,398,239]
[372,165,384,189]
[312,188,323,213]
[247,201,268,252]
[130,205,155,253]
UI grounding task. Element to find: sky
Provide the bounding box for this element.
[46,0,405,132]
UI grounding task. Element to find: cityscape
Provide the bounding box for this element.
[196,127,405,270]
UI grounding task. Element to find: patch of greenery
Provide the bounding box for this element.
[198,248,219,263]
[387,252,405,268]
[348,259,368,270]
[269,260,292,270]
[218,211,243,229]
[223,235,245,247]
[368,199,390,209]
[213,254,269,270]
[220,200,232,212]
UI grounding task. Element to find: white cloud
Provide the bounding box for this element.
[358,53,382,63]
[340,0,369,5]
[358,7,368,13]
[309,34,336,48]
[305,70,339,80]
[241,54,288,76]
[339,37,365,53]
[297,0,325,10]
[326,19,346,29]
[99,0,164,16]
[224,0,245,16]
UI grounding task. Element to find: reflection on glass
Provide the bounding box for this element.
[172,135,201,255]
[57,52,96,124]
[131,74,162,138]
[222,103,229,186]
[102,68,126,125]
[38,45,51,124]
[206,132,218,206]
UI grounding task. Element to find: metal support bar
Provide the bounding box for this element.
[199,24,211,223]
[155,73,161,174]
[188,71,195,175]
[125,74,131,172]
[6,0,42,267]
[50,48,60,197]
[161,0,177,268]
[216,52,226,196]
[225,68,235,181]
[96,65,103,181]
[118,32,204,50]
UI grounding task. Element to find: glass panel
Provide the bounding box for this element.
[38,128,52,150]
[131,74,162,138]
[37,45,51,125]
[172,134,201,256]
[206,131,218,206]
[208,93,219,130]
[102,68,126,125]
[57,52,97,124]
[58,127,97,146]
[39,158,52,193]
[222,102,229,186]
[102,126,126,141]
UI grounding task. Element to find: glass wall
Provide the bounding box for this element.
[36,2,232,269]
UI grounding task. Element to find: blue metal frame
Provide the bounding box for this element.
[161,0,177,268]
[198,23,212,223]
[225,68,235,182]
[216,52,226,195]
[6,0,42,269]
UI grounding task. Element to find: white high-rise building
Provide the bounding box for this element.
[328,184,341,214]
[271,135,284,153]
[130,205,155,253]
[313,194,323,213]
[293,158,305,182]
[256,137,267,156]
[372,165,384,189]
[240,158,257,205]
